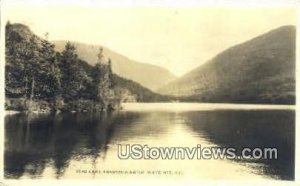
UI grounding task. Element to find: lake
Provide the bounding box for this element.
[4,103,295,180]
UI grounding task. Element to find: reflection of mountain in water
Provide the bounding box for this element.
[183,110,294,180]
[5,112,117,179]
[5,111,171,179]
[5,108,295,180]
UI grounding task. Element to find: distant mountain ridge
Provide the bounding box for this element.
[53,41,176,91]
[158,25,296,104]
[5,22,173,106]
[6,22,295,105]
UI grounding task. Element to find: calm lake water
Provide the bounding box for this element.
[5,103,295,180]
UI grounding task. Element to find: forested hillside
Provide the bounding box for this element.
[159,26,296,104]
[53,41,176,91]
[5,22,170,112]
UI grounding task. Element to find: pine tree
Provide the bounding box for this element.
[5,22,26,97]
[108,58,114,88]
[59,42,89,101]
[91,47,115,109]
[21,36,40,110]
[38,33,63,110]
[59,42,77,100]
[97,47,104,63]
[24,37,39,98]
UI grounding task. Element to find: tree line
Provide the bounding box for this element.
[5,22,118,112]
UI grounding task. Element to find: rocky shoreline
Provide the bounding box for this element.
[5,98,121,114]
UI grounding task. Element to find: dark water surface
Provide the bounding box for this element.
[4,103,295,180]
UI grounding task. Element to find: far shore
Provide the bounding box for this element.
[5,110,21,115]
[5,102,295,116]
[121,102,295,112]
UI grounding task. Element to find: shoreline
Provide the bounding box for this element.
[5,110,21,115]
[5,102,295,116]
[121,102,296,111]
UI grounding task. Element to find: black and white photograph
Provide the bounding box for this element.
[0,0,298,185]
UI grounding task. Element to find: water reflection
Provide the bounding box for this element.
[184,110,295,180]
[5,112,116,179]
[5,104,295,180]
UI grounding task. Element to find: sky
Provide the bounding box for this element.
[4,4,297,76]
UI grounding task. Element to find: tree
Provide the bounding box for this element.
[5,24,42,110]
[38,33,62,100]
[22,36,40,101]
[59,42,78,100]
[32,33,63,111]
[97,47,104,63]
[91,48,115,109]
[5,22,27,98]
[108,58,114,88]
[59,42,89,101]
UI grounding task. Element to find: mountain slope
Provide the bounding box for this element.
[5,22,171,104]
[53,41,176,91]
[158,25,296,104]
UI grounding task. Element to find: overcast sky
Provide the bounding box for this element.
[5,5,296,76]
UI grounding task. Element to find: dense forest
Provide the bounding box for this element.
[6,22,293,111]
[5,22,172,112]
[159,26,295,105]
[53,40,177,91]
